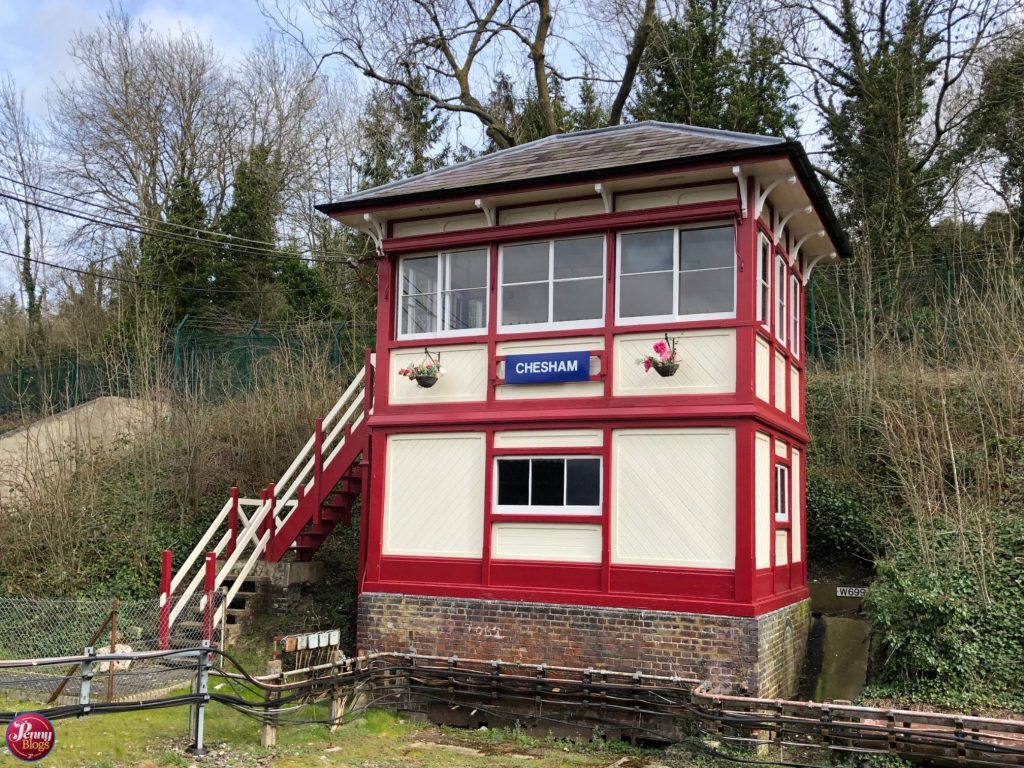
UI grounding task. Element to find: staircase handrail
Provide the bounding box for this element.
[212,530,270,628]
[170,498,233,594]
[274,368,365,497]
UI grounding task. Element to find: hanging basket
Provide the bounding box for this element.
[415,374,438,388]
[652,361,679,378]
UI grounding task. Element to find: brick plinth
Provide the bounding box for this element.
[358,593,810,697]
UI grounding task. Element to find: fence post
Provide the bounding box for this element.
[159,549,172,651]
[202,552,217,646]
[329,649,344,731]
[186,641,212,756]
[80,647,96,714]
[107,598,119,702]
[262,659,283,747]
[228,487,239,557]
[173,315,189,392]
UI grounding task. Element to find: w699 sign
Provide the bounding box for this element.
[6,713,55,761]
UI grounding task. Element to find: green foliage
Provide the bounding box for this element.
[864,517,1024,709]
[805,471,878,563]
[630,3,797,136]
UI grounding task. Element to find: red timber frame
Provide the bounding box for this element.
[361,174,810,619]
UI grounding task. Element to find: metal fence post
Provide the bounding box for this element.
[186,641,211,756]
[80,647,95,714]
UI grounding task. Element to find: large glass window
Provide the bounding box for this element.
[617,224,735,322]
[775,463,790,522]
[757,234,771,327]
[495,456,601,515]
[500,236,604,330]
[398,249,488,338]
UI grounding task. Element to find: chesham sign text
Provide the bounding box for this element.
[505,351,591,385]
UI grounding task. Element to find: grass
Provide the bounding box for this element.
[1,702,670,768]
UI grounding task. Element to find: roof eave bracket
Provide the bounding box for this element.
[362,213,387,251]
[775,206,812,247]
[792,230,825,267]
[732,166,748,218]
[802,251,836,284]
[475,198,497,228]
[594,183,615,214]
[754,175,796,221]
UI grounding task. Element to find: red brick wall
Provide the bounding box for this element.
[358,593,810,697]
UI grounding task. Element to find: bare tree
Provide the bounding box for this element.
[0,74,48,339]
[259,0,658,148]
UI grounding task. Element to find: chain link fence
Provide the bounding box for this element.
[0,593,222,703]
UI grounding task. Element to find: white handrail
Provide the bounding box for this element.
[274,369,365,494]
[212,530,270,628]
[170,499,232,593]
[280,390,364,504]
[325,409,366,468]
[169,529,231,626]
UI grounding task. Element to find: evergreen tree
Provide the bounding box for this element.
[629,2,796,136]
[138,172,214,322]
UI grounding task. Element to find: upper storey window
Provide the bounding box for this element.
[616,224,736,324]
[499,235,605,331]
[398,249,488,338]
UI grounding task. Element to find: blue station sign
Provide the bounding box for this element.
[504,351,591,385]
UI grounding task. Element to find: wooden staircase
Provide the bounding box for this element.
[159,353,374,647]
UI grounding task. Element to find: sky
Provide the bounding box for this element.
[0,0,273,117]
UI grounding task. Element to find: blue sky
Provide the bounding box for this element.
[0,0,272,116]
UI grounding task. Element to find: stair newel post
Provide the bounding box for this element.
[228,486,239,557]
[364,347,374,416]
[202,552,216,646]
[267,482,277,559]
[158,548,172,651]
[314,417,324,496]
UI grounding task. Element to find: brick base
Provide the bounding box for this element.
[357,593,810,697]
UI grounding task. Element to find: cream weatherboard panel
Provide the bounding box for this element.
[491,523,602,563]
[498,199,606,226]
[775,530,789,566]
[791,449,803,562]
[614,330,735,396]
[755,432,772,569]
[384,433,485,558]
[790,365,801,421]
[755,337,770,401]
[612,428,736,569]
[774,351,787,409]
[391,212,488,237]
[616,183,736,212]
[496,337,604,400]
[775,439,788,458]
[390,345,488,405]
[493,429,603,449]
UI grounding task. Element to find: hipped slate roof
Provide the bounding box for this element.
[317,121,849,259]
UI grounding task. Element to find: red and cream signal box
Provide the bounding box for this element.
[317,122,848,697]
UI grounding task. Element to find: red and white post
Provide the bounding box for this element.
[158,548,172,650]
[202,551,216,646]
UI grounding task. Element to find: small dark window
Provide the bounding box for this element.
[495,456,601,514]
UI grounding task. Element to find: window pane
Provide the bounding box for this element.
[402,256,438,295]
[680,226,734,270]
[497,459,530,506]
[447,249,487,290]
[679,267,734,315]
[620,272,673,318]
[401,293,437,334]
[502,282,549,325]
[553,236,603,278]
[566,459,600,506]
[553,277,603,322]
[620,230,673,274]
[502,242,549,283]
[445,287,487,330]
[531,459,565,506]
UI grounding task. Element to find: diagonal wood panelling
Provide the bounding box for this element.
[384,433,485,558]
[614,330,736,396]
[612,428,736,568]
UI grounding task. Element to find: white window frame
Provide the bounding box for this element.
[774,254,788,345]
[757,233,771,328]
[497,236,606,333]
[775,463,790,522]
[493,455,602,516]
[615,222,737,326]
[790,274,801,358]
[396,249,490,340]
